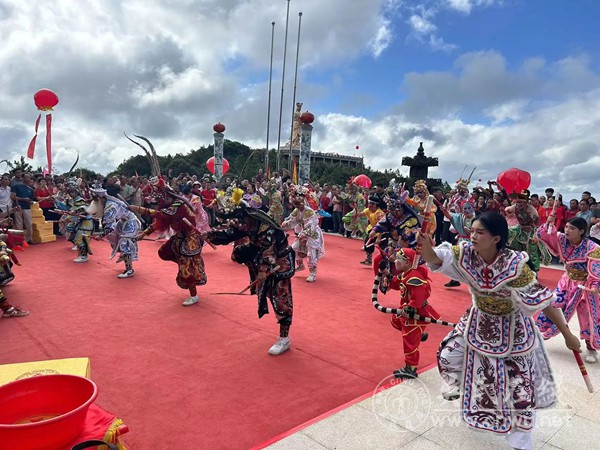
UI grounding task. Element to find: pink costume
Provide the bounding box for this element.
[190,194,211,233]
[535,223,600,350]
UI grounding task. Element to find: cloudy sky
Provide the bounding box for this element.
[2,0,599,199]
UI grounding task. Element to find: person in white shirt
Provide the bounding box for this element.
[0,175,12,213]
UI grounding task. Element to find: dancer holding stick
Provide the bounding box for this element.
[416,211,581,450]
[536,216,600,364]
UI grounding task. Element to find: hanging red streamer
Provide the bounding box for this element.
[46,114,53,174]
[27,114,42,159]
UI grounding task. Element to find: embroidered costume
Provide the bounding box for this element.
[89,185,141,278]
[535,223,600,362]
[70,202,95,263]
[370,191,421,293]
[209,203,295,355]
[281,188,325,283]
[507,198,551,272]
[430,241,557,446]
[133,186,207,306]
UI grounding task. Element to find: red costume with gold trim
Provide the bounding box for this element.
[390,248,440,367]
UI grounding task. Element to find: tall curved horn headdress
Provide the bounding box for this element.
[124,132,161,177]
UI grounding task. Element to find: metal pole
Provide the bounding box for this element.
[276,0,291,172]
[265,21,276,173]
[288,11,303,172]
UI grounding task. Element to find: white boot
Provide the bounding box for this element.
[585,349,599,364]
[442,385,460,401]
[71,245,78,251]
[73,256,88,263]
[306,269,316,283]
[182,296,199,306]
[268,337,290,355]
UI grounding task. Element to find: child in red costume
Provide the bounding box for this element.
[391,247,440,379]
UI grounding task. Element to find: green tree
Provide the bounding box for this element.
[1,156,34,174]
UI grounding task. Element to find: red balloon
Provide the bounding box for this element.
[497,168,531,195]
[353,174,372,188]
[355,145,359,150]
[206,157,230,175]
[34,89,59,111]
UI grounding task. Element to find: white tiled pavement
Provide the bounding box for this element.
[267,268,600,450]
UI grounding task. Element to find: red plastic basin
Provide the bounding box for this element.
[0,374,98,450]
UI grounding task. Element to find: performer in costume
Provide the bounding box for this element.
[417,211,580,450]
[505,190,551,272]
[281,187,325,283]
[0,224,28,317]
[88,184,141,278]
[367,190,421,294]
[208,202,295,355]
[359,197,385,265]
[342,182,368,239]
[69,201,94,263]
[131,186,207,306]
[389,247,440,379]
[535,216,600,363]
[182,185,211,234]
[438,200,477,288]
[267,189,284,226]
[408,180,438,233]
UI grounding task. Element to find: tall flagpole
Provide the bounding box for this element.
[265,21,276,173]
[288,11,303,172]
[276,0,291,172]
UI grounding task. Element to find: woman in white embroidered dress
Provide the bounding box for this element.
[417,211,580,450]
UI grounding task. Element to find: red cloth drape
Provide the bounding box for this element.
[26,113,42,159]
[46,113,52,174]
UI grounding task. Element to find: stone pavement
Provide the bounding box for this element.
[267,271,599,450]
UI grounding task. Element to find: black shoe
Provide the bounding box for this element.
[393,366,418,379]
[444,280,461,288]
[420,332,428,342]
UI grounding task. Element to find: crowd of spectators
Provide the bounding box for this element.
[1,169,598,248]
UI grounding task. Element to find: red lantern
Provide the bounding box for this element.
[213,122,226,133]
[206,157,230,175]
[33,89,59,111]
[299,111,314,124]
[27,89,59,174]
[353,174,372,188]
[356,145,360,150]
[497,168,531,196]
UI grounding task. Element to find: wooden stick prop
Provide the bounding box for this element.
[412,195,434,269]
[371,270,457,327]
[213,265,281,295]
[182,217,217,250]
[547,193,559,234]
[557,306,594,393]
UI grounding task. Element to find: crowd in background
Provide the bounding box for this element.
[1,168,599,248]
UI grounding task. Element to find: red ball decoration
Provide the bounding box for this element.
[213,122,226,133]
[353,174,372,188]
[497,168,531,196]
[33,89,59,111]
[355,145,360,150]
[299,111,314,124]
[206,157,230,175]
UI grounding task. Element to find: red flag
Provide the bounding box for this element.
[45,113,52,174]
[27,113,41,159]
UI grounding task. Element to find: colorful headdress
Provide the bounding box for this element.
[413,180,429,195]
[89,181,107,197]
[396,247,416,265]
[456,166,477,191]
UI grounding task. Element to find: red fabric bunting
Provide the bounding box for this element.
[26,113,41,159]
[46,113,52,174]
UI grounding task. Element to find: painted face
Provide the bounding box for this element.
[395,255,411,273]
[462,202,475,216]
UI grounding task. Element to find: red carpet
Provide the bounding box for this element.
[0,235,562,449]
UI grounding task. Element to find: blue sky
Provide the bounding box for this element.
[1,0,599,199]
